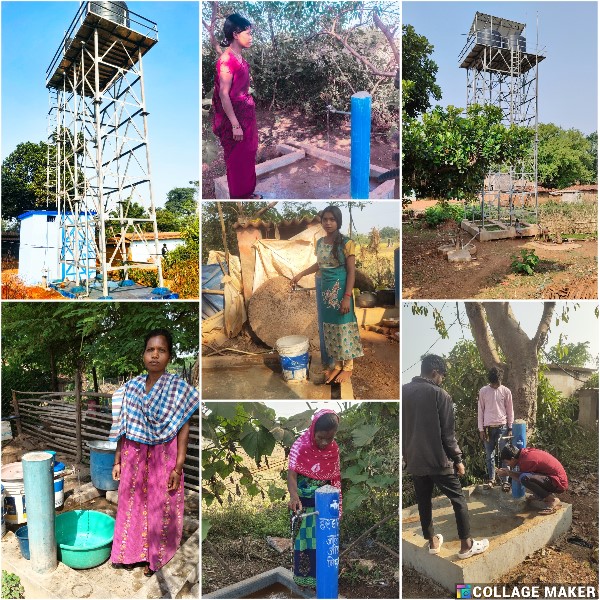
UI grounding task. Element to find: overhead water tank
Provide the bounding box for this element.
[88,1,130,28]
[476,29,503,48]
[506,33,526,52]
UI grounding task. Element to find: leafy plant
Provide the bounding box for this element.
[423,203,465,227]
[510,249,540,275]
[2,571,25,600]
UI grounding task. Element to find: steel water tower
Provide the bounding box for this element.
[46,1,162,297]
[459,12,545,234]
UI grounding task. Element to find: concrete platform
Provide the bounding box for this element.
[203,566,314,599]
[402,486,572,592]
[202,353,353,400]
[461,219,537,241]
[214,142,395,199]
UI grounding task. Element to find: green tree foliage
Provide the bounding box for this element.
[1,141,53,219]
[401,24,441,118]
[545,339,593,367]
[537,123,597,189]
[202,2,399,128]
[165,187,198,219]
[403,104,534,200]
[203,402,399,523]
[379,226,399,240]
[336,402,398,519]
[1,302,199,412]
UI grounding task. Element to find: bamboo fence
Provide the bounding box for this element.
[11,387,200,491]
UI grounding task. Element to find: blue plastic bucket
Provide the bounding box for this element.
[87,441,118,491]
[276,336,310,382]
[16,525,30,560]
[45,450,56,467]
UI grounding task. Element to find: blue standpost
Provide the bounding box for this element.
[22,451,57,573]
[511,419,527,499]
[315,485,340,599]
[350,91,371,199]
[315,273,331,368]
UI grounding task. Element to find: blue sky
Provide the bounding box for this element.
[1,1,199,208]
[402,302,600,379]
[403,1,598,135]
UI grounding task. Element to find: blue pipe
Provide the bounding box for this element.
[22,451,57,573]
[511,419,527,499]
[315,273,331,368]
[315,484,340,599]
[350,92,371,199]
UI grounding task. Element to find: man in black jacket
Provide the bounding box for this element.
[403,354,489,559]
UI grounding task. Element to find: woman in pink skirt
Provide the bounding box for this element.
[212,13,262,199]
[109,328,198,576]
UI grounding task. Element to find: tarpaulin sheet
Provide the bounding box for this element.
[208,251,246,337]
[202,263,225,319]
[252,228,324,293]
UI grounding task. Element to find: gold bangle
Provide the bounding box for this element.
[173,468,182,475]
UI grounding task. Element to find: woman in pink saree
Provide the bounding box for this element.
[109,329,199,576]
[212,13,262,199]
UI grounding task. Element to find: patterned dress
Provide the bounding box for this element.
[292,475,330,587]
[212,51,259,199]
[109,373,199,571]
[316,236,364,367]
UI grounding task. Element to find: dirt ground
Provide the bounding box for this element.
[202,107,397,200]
[202,324,399,400]
[353,329,399,400]
[402,221,598,299]
[402,460,599,599]
[202,536,399,599]
[1,259,64,299]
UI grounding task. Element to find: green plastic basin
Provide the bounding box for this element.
[55,510,115,569]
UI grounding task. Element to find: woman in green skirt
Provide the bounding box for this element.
[287,409,341,587]
[291,205,364,384]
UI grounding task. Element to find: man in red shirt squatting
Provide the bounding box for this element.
[497,444,568,515]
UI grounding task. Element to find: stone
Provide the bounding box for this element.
[266,536,292,553]
[247,276,320,348]
[106,490,118,504]
[447,248,472,262]
[66,481,102,505]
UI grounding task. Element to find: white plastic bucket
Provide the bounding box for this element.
[2,480,26,524]
[276,335,310,382]
[2,462,26,524]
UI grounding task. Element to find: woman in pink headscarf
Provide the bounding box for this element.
[212,13,262,199]
[287,409,341,588]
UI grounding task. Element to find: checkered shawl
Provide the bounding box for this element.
[109,373,199,445]
[288,409,342,499]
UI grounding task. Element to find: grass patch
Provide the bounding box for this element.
[204,498,290,539]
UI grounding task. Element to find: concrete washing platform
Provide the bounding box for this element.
[461,219,537,241]
[203,566,314,599]
[402,485,572,592]
[214,142,396,200]
[202,353,353,400]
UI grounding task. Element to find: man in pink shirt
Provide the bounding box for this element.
[498,444,568,514]
[478,367,514,491]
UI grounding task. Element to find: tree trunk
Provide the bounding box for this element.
[465,302,555,430]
